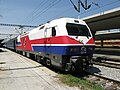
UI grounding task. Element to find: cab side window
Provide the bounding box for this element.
[52,27,56,36]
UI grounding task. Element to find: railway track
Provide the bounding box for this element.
[85,54,120,89]
[86,70,120,83]
[85,65,120,90]
[93,61,120,69]
[92,54,120,69]
[85,71,120,90]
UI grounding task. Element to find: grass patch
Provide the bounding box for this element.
[58,74,104,90]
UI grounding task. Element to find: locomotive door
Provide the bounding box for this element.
[44,28,51,54]
[44,27,56,55]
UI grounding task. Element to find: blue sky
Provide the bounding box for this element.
[0,0,120,38]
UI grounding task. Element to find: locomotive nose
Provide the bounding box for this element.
[68,56,89,72]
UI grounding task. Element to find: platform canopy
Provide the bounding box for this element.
[95,31,120,40]
[82,7,120,32]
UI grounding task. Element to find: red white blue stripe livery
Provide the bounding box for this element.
[16,17,95,72]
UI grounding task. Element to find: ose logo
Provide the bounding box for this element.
[81,46,86,54]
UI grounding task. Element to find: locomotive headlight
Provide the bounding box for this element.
[89,47,94,51]
[89,47,93,51]
[70,47,79,52]
[81,46,86,54]
[88,47,94,54]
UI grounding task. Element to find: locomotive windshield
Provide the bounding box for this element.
[66,23,91,36]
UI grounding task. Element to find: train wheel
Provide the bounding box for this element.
[36,55,40,62]
[71,65,75,71]
[46,59,51,66]
[45,58,51,66]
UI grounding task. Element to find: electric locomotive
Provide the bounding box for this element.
[9,18,95,72]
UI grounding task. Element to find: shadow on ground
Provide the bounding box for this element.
[0,65,44,71]
[0,49,7,53]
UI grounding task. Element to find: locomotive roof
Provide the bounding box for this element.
[21,17,87,36]
[50,17,86,24]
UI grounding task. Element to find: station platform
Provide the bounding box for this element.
[0,48,79,90]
